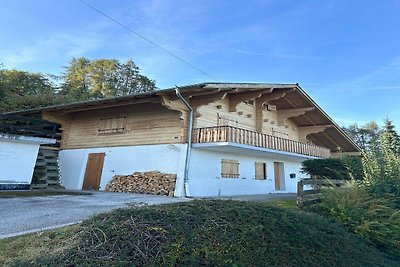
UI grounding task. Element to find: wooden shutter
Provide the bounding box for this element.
[99,117,126,134]
[221,159,239,178]
[255,162,266,180]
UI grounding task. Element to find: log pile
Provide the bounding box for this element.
[105,171,177,196]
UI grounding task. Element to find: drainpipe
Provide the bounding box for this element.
[175,86,193,197]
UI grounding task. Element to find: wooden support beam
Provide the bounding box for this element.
[228,89,272,112]
[160,95,189,121]
[190,92,228,117]
[257,88,295,106]
[322,131,342,150]
[277,107,315,126]
[298,125,333,143]
[254,88,296,132]
[57,98,158,114]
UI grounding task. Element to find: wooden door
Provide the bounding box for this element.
[274,162,285,190]
[82,153,105,190]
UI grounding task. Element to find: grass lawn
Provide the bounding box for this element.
[0,200,397,267]
[0,225,79,266]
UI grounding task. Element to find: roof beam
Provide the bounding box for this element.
[160,95,189,121]
[298,125,333,143]
[228,89,272,112]
[254,88,296,132]
[190,92,228,117]
[277,107,315,126]
[57,98,157,114]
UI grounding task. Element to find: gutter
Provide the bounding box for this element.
[175,86,193,197]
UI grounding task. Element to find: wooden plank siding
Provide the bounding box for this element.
[44,103,183,149]
[197,97,300,141]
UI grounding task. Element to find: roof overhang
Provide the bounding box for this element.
[6,82,361,153]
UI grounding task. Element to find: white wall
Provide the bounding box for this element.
[0,140,40,184]
[188,148,306,197]
[59,143,309,197]
[59,144,187,196]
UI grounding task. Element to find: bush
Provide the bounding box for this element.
[22,200,397,267]
[301,158,362,180]
[307,186,400,259]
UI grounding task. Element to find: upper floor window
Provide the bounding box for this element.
[98,117,126,135]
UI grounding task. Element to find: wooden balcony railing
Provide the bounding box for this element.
[192,126,331,158]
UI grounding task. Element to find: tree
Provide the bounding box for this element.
[0,69,60,112]
[61,57,156,100]
[381,118,400,155]
[343,122,380,151]
[60,57,91,100]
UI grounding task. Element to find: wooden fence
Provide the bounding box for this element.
[192,126,331,158]
[297,178,347,208]
[0,114,61,140]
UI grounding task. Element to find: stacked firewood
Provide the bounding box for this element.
[105,171,177,196]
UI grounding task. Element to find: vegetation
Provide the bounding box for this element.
[0,58,156,113]
[306,186,400,259]
[3,200,397,267]
[0,225,79,267]
[304,119,400,261]
[301,156,363,180]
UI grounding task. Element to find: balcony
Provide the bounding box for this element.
[192,126,331,158]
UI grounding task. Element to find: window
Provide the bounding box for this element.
[221,159,239,178]
[255,162,267,180]
[98,117,126,135]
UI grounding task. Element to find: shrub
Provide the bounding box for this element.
[22,200,397,267]
[307,186,400,259]
[301,158,361,180]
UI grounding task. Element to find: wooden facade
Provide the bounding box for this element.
[21,83,360,156]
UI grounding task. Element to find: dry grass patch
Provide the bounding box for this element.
[0,225,79,266]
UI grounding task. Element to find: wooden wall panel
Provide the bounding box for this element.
[197,97,300,141]
[54,103,183,149]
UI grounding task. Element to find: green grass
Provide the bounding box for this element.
[0,190,92,198]
[263,197,297,209]
[3,200,397,267]
[0,225,79,266]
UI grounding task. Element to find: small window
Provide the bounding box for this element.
[255,162,267,180]
[221,159,239,178]
[98,117,126,135]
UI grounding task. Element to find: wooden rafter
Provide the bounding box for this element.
[228,89,272,112]
[254,88,295,132]
[57,98,158,114]
[190,92,228,117]
[159,95,189,121]
[322,131,342,150]
[276,107,315,126]
[298,125,333,143]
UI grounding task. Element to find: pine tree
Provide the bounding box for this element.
[381,118,400,155]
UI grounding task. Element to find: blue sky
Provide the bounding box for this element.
[1,0,399,128]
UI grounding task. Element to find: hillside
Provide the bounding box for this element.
[4,200,398,267]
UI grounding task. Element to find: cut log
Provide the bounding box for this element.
[105,171,177,196]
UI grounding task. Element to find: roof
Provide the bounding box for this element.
[9,82,361,153]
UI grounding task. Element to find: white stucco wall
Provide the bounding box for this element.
[188,148,307,197]
[59,144,187,196]
[59,143,311,197]
[0,135,55,185]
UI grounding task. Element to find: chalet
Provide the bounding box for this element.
[16,83,360,197]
